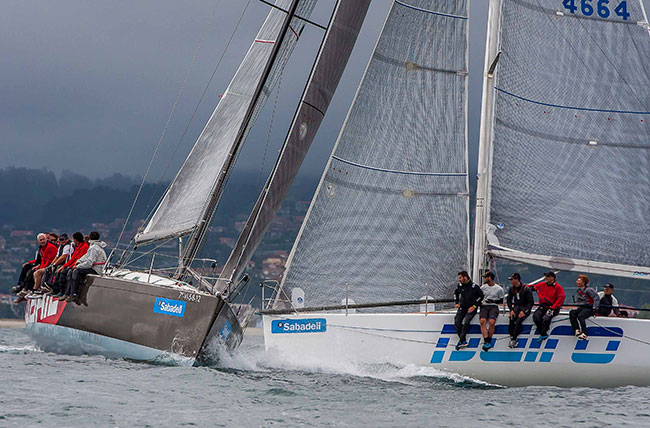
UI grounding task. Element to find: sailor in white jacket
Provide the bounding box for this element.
[64,231,107,303]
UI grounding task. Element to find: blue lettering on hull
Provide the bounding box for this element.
[271,318,327,334]
[153,297,186,317]
[431,324,622,365]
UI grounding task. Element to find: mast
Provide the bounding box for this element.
[178,0,302,278]
[217,0,372,295]
[472,0,501,280]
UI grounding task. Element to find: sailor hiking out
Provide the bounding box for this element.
[598,283,621,317]
[569,275,600,340]
[530,272,565,343]
[454,271,484,350]
[506,272,534,348]
[479,271,504,351]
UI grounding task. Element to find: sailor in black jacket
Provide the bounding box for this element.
[454,271,484,350]
[506,272,534,348]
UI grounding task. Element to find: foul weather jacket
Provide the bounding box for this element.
[507,285,534,315]
[63,242,89,268]
[28,242,58,269]
[576,286,600,311]
[531,281,565,310]
[75,240,107,274]
[454,280,484,309]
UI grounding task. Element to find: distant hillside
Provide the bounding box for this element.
[0,166,318,232]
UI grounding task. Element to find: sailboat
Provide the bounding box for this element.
[253,0,650,387]
[22,0,327,364]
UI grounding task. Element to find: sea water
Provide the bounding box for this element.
[1,328,649,427]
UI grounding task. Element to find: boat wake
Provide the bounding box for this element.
[208,337,498,389]
[0,344,41,354]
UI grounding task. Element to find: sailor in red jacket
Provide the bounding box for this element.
[529,271,565,343]
[14,233,58,302]
[50,232,89,298]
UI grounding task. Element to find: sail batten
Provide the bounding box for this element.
[278,0,471,309]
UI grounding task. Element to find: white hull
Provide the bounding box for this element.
[263,311,650,387]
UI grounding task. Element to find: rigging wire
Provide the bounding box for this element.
[256,68,285,190]
[110,0,224,264]
[141,0,255,224]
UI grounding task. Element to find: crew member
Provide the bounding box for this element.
[506,273,534,348]
[454,271,483,350]
[597,283,620,317]
[65,231,106,304]
[14,234,57,303]
[37,233,73,293]
[569,275,600,340]
[530,272,565,343]
[479,271,504,351]
[52,232,88,298]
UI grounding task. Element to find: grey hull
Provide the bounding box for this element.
[25,275,243,363]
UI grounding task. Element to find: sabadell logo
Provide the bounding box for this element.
[159,301,183,314]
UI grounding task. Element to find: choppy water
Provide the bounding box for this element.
[2,328,650,427]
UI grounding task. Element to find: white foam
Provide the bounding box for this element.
[215,338,493,387]
[0,344,41,353]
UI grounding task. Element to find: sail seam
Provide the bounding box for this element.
[373,52,465,74]
[301,100,325,117]
[394,0,468,20]
[331,156,467,177]
[496,87,650,115]
[495,118,650,150]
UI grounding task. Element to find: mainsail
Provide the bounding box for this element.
[476,0,650,280]
[217,0,372,293]
[278,0,471,308]
[134,0,316,245]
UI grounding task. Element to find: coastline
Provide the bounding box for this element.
[0,319,264,336]
[0,318,25,329]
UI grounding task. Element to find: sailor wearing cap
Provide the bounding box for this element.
[506,273,534,348]
[597,283,621,317]
[530,272,565,343]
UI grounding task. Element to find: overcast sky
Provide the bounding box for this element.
[2,1,647,181]
[0,0,491,181]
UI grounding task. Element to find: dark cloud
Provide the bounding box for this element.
[5,1,640,181]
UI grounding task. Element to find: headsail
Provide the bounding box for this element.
[134,0,316,245]
[217,0,372,294]
[278,0,471,308]
[477,0,650,280]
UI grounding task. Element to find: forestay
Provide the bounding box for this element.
[135,0,316,244]
[218,0,372,293]
[486,0,650,279]
[279,0,471,308]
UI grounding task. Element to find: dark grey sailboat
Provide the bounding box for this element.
[24,0,320,363]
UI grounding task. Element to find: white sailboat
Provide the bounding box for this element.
[255,0,650,387]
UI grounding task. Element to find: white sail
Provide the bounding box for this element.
[478,0,650,279]
[135,0,316,244]
[278,0,471,308]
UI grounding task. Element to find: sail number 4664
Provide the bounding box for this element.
[563,0,630,20]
